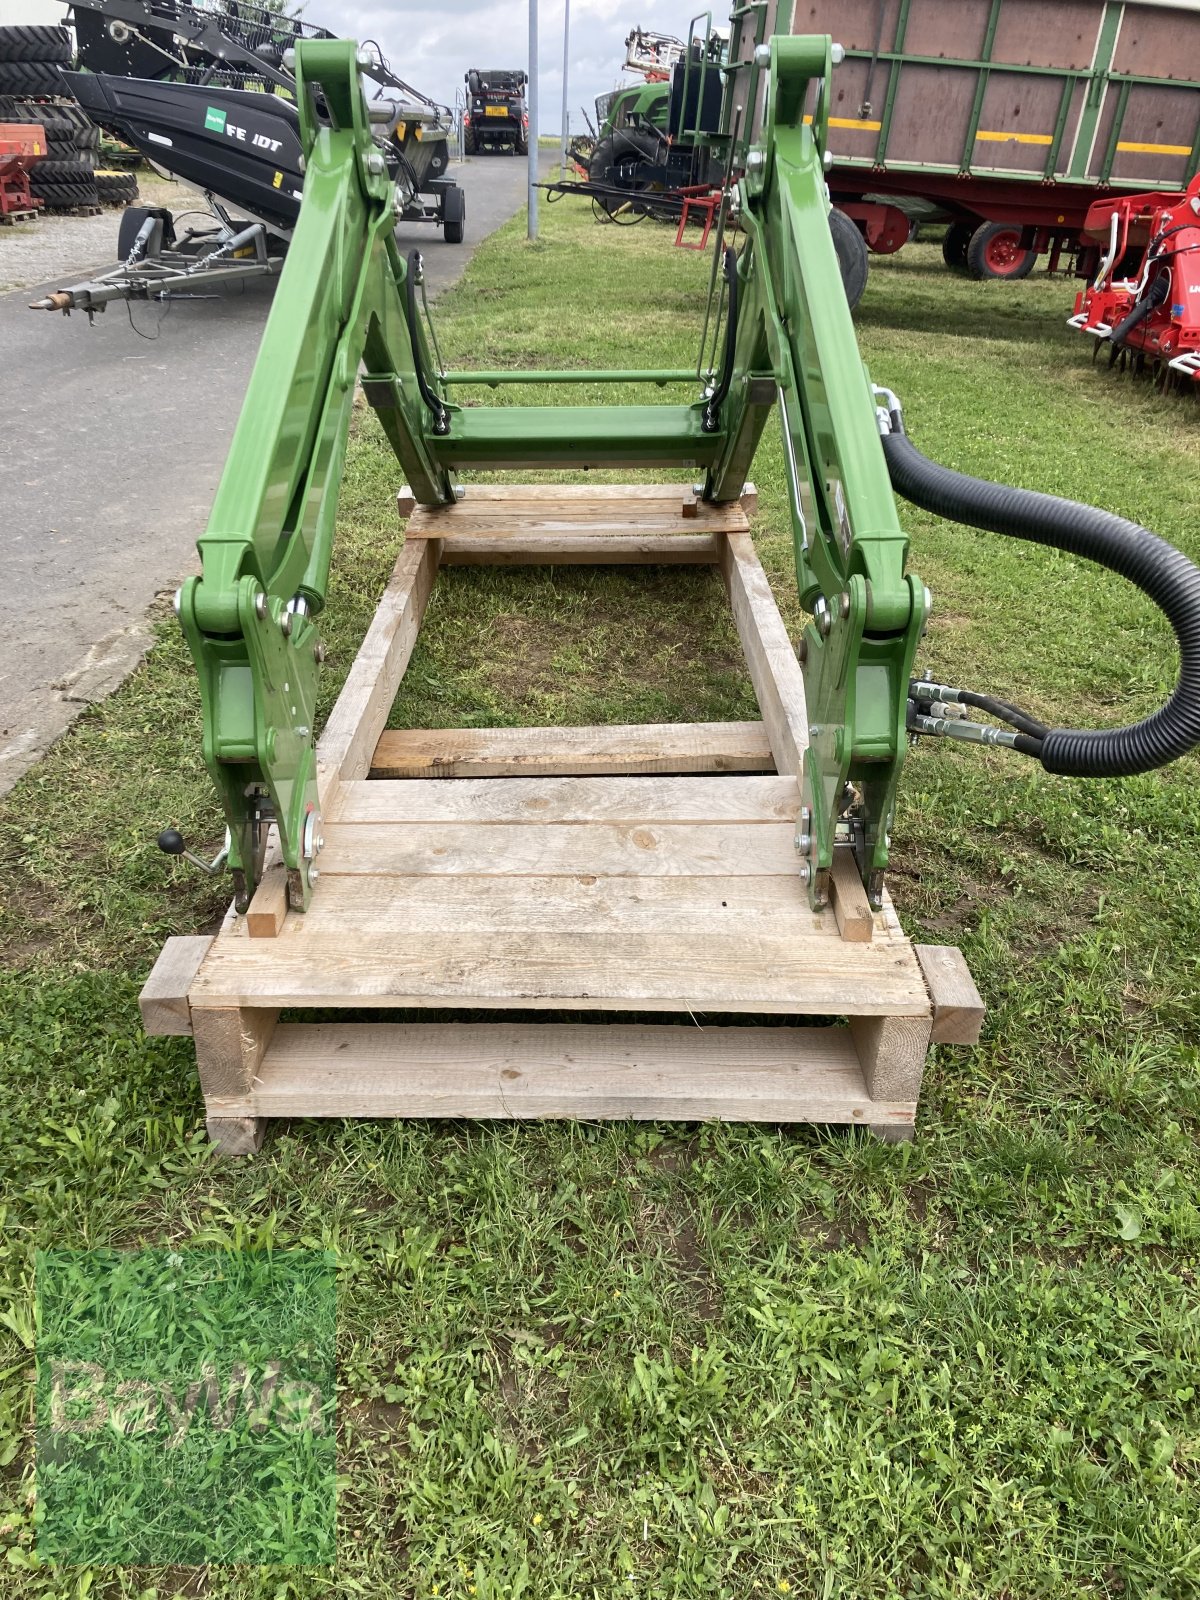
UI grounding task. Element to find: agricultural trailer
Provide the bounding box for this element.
[794,0,1200,283]
[122,33,1200,1151]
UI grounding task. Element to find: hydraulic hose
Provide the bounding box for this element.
[881,420,1200,777]
[1110,269,1169,347]
[403,249,450,434]
[702,247,739,432]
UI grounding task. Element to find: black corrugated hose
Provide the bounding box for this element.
[880,412,1200,777]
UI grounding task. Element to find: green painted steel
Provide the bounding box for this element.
[178,26,924,915]
[441,369,698,386]
[1068,2,1124,183]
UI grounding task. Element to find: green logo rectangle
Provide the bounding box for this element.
[204,106,226,133]
[36,1249,336,1566]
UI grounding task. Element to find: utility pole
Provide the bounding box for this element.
[559,0,571,174]
[527,0,539,240]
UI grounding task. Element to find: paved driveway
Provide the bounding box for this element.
[0,152,547,794]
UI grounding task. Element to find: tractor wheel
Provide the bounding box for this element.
[966,221,1037,280]
[442,182,465,244]
[0,98,98,148]
[0,60,65,96]
[829,206,869,311]
[941,220,974,273]
[29,156,94,183]
[96,169,138,205]
[463,123,476,155]
[516,136,529,156]
[0,24,71,62]
[30,177,98,210]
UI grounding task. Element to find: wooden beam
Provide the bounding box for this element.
[829,848,874,943]
[337,774,799,824]
[439,532,719,565]
[370,721,776,779]
[139,936,213,1036]
[192,1005,278,1156]
[396,486,416,518]
[916,945,986,1045]
[849,1012,932,1102]
[719,532,809,780]
[316,539,440,811]
[239,1020,915,1125]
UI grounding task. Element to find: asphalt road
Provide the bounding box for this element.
[0,152,546,795]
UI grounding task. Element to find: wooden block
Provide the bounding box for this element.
[191,1005,279,1100]
[139,936,213,1036]
[916,945,985,1045]
[719,532,809,779]
[206,1116,267,1156]
[244,1021,915,1124]
[868,1121,915,1143]
[681,492,699,519]
[849,1012,932,1102]
[246,865,289,938]
[370,721,776,779]
[740,482,758,517]
[829,849,874,943]
[396,486,416,518]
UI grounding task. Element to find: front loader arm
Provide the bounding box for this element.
[706,36,926,910]
[177,40,454,911]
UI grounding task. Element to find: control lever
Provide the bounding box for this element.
[157,828,230,876]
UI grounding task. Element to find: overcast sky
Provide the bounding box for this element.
[314,1,724,135]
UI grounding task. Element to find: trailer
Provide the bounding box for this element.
[796,0,1200,280]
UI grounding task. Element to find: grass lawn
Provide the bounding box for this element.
[1,195,1198,1599]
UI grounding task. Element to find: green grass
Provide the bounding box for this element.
[1,202,1199,1598]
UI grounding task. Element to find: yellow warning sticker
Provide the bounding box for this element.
[272,170,283,189]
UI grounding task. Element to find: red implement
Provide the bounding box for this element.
[1071,176,1200,386]
[0,122,45,221]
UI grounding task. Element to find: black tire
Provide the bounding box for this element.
[941,220,974,273]
[96,170,138,204]
[0,60,65,96]
[30,156,94,182]
[965,220,1037,281]
[828,206,869,310]
[516,138,529,156]
[463,123,476,156]
[30,177,98,210]
[442,182,465,244]
[0,100,99,149]
[0,24,71,63]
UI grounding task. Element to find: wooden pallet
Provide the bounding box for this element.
[0,207,38,225]
[142,484,983,1153]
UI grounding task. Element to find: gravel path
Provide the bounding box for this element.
[0,173,180,294]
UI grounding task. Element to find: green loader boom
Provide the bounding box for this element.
[177,31,924,914]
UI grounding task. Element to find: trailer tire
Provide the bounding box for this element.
[942,220,974,273]
[0,24,72,63]
[0,101,100,149]
[0,60,66,96]
[829,205,869,311]
[442,182,465,244]
[966,221,1036,280]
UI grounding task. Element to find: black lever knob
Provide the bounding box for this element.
[157,828,186,856]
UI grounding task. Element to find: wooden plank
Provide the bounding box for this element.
[188,930,931,1015]
[440,533,720,565]
[396,486,416,518]
[246,864,289,939]
[437,484,705,503]
[316,539,440,811]
[719,532,809,779]
[829,849,874,943]
[192,1005,279,1155]
[371,721,775,778]
[740,483,758,517]
[139,936,213,1036]
[916,945,986,1045]
[406,507,747,532]
[218,1021,915,1124]
[315,820,799,877]
[288,873,829,938]
[339,774,799,824]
